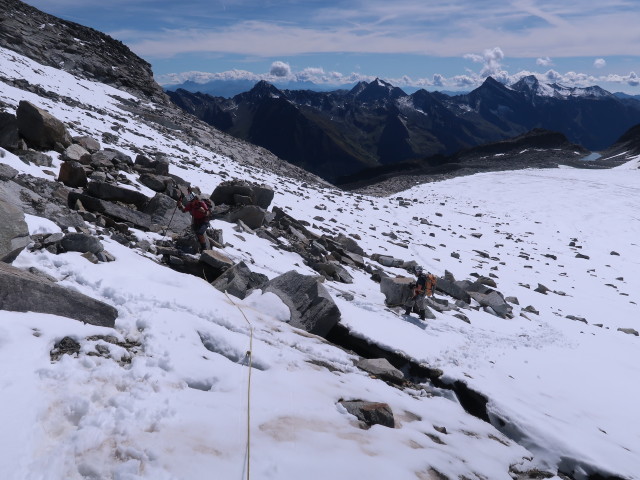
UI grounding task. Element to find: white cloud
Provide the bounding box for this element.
[536,57,553,67]
[269,61,292,77]
[594,58,606,69]
[464,47,505,78]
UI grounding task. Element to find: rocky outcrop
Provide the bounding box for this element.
[0,198,30,263]
[356,358,405,384]
[0,262,117,327]
[16,101,72,150]
[68,192,152,231]
[263,270,341,337]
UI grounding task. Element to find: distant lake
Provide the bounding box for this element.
[581,153,602,162]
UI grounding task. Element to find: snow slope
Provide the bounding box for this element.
[1,45,640,479]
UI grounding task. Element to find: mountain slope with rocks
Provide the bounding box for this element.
[1,4,640,480]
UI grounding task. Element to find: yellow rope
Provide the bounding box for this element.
[224,292,253,480]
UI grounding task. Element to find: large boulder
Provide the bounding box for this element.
[0,262,117,327]
[58,160,88,188]
[380,276,414,307]
[139,173,172,192]
[211,261,269,299]
[228,205,266,230]
[263,270,341,337]
[16,101,71,150]
[134,154,169,175]
[211,181,274,209]
[0,199,30,263]
[86,181,150,209]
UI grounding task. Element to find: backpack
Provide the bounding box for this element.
[202,198,213,221]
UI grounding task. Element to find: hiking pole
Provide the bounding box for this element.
[162,196,182,237]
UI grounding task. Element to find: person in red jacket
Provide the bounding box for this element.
[177,187,210,252]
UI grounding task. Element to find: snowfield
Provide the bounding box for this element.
[1,45,640,479]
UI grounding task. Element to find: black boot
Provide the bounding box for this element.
[404,308,411,316]
[419,310,426,320]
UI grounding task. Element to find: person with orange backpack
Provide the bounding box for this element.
[177,186,211,252]
[404,266,437,320]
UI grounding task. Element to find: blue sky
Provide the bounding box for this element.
[23,0,640,93]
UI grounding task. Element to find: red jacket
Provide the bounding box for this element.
[184,199,210,224]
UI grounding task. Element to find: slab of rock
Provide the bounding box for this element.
[263,270,341,337]
[380,276,414,306]
[139,173,171,192]
[210,261,269,299]
[228,205,266,230]
[200,250,234,271]
[617,328,638,336]
[0,163,19,181]
[435,276,471,304]
[0,262,117,327]
[339,400,395,429]
[86,181,150,209]
[356,358,404,384]
[0,199,30,263]
[68,192,152,231]
[16,101,71,150]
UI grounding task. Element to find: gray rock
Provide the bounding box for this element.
[263,270,341,337]
[0,262,117,327]
[143,193,190,232]
[17,151,52,167]
[0,163,19,181]
[60,233,104,254]
[312,261,354,284]
[73,135,101,153]
[199,250,234,270]
[61,144,89,162]
[534,283,550,294]
[376,255,397,267]
[212,181,275,209]
[469,291,512,318]
[211,261,269,299]
[16,101,71,150]
[435,277,471,304]
[356,358,404,384]
[0,111,20,150]
[339,400,395,429]
[228,205,266,230]
[379,276,414,307]
[617,328,639,336]
[86,181,150,209]
[0,199,30,263]
[335,233,365,256]
[68,192,152,231]
[139,173,171,192]
[505,296,520,305]
[58,161,88,188]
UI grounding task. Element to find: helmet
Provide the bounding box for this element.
[414,266,424,275]
[185,191,196,203]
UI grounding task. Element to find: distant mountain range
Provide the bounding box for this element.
[168,76,640,182]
